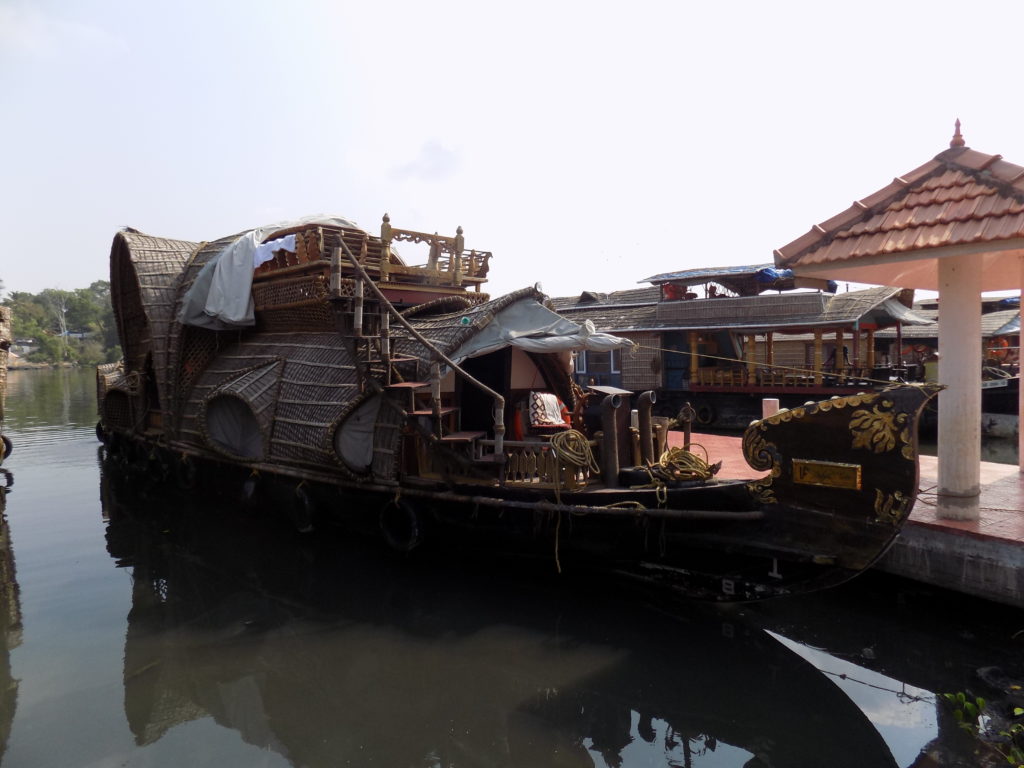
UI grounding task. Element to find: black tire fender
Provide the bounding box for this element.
[380,499,422,552]
[175,456,198,490]
[695,404,716,426]
[291,484,315,533]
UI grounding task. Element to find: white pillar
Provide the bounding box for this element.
[1019,254,1024,473]
[937,254,982,519]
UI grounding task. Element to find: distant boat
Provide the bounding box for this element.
[552,264,1018,435]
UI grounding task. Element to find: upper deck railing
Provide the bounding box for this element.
[380,214,492,290]
[252,214,492,294]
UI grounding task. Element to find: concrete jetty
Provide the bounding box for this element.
[668,430,1023,607]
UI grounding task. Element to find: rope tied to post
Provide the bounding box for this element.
[632,445,720,500]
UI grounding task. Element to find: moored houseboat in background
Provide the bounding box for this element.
[0,307,11,465]
[95,217,938,601]
[874,296,1019,436]
[552,264,933,428]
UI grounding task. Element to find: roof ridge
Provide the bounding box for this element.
[777,146,1024,266]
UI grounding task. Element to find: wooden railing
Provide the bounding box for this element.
[481,439,595,490]
[380,214,491,289]
[694,366,881,388]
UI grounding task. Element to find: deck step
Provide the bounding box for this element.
[386,381,429,390]
[440,431,486,443]
[410,406,459,417]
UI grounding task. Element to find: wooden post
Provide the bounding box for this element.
[353,278,364,337]
[430,361,442,438]
[331,247,342,296]
[813,329,823,386]
[852,323,861,371]
[380,308,391,384]
[379,213,392,283]
[453,226,464,286]
[835,329,845,382]
[866,329,876,371]
[688,332,699,382]
[745,333,757,383]
[766,331,774,368]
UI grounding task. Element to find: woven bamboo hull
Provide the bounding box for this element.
[96,220,939,601]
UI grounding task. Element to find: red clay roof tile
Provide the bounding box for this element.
[775,141,1024,269]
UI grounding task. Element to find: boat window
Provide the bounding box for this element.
[333,395,382,473]
[205,395,264,460]
[578,349,620,375]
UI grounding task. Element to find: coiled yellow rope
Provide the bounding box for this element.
[549,429,601,474]
[654,445,717,482]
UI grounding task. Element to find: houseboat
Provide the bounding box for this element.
[95,216,937,601]
[874,298,1020,436]
[552,264,932,428]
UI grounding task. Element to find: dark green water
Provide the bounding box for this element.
[0,368,1020,767]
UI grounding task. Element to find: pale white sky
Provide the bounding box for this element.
[3,0,1023,300]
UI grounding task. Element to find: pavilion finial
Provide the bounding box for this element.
[950,118,966,148]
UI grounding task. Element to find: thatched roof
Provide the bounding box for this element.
[552,285,926,335]
[109,229,199,411]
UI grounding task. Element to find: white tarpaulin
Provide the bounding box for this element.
[448,298,633,364]
[180,215,358,330]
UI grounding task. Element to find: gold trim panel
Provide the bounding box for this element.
[792,459,862,490]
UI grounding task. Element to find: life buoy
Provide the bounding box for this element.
[380,499,422,552]
[175,456,198,490]
[0,434,11,462]
[240,474,260,509]
[901,344,932,361]
[986,337,1010,362]
[290,484,315,533]
[695,404,716,427]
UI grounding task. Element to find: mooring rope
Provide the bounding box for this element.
[549,429,601,474]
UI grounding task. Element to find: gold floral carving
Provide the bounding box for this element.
[874,488,911,525]
[747,475,776,504]
[849,399,911,456]
[741,430,775,472]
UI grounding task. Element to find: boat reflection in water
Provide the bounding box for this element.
[0,469,21,762]
[100,457,898,768]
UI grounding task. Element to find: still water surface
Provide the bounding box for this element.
[0,368,1021,767]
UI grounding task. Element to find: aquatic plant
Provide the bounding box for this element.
[943,691,1024,767]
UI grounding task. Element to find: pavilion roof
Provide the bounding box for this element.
[774,123,1024,291]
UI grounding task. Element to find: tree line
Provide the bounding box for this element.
[2,281,121,367]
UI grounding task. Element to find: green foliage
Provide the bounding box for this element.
[2,281,119,366]
[943,691,1024,766]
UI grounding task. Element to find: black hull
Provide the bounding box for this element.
[101,381,936,602]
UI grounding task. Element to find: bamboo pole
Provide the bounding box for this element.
[338,238,506,458]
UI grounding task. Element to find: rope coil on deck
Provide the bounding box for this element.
[549,429,601,474]
[650,445,717,483]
